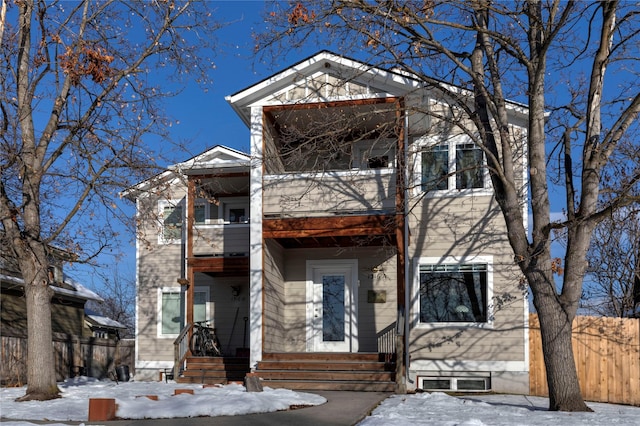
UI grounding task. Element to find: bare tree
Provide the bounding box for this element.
[86,264,136,338]
[0,0,221,401]
[255,0,640,411]
[583,208,640,318]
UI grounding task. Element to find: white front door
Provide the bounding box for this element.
[306,260,358,352]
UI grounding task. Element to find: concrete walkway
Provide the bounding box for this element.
[32,391,390,426]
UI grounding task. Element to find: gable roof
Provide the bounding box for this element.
[226,50,422,126]
[171,145,250,175]
[226,50,529,127]
[122,145,250,199]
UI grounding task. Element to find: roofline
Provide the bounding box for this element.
[0,273,103,302]
[121,145,250,200]
[225,50,423,127]
[225,50,530,126]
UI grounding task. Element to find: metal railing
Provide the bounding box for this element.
[377,322,397,356]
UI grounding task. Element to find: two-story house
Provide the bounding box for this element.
[128,51,529,394]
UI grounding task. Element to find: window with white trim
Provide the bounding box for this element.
[418,260,492,324]
[158,200,183,243]
[220,197,249,224]
[354,140,395,170]
[158,289,182,337]
[194,203,206,224]
[421,139,487,192]
[193,287,209,323]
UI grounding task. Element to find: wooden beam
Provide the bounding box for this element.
[188,256,249,274]
[263,97,398,113]
[263,215,395,239]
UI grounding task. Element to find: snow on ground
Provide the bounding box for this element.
[1,377,639,426]
[0,377,325,423]
[358,392,640,426]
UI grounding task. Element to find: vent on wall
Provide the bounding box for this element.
[419,376,490,392]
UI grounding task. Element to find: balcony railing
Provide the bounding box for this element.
[263,169,396,218]
[192,224,250,257]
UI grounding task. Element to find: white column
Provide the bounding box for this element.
[249,106,263,369]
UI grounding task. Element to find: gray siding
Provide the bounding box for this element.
[281,247,398,352]
[263,239,285,351]
[407,193,526,364]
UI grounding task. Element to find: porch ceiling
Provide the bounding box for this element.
[265,99,398,138]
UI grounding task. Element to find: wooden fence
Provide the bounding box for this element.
[529,314,640,406]
[1,331,135,387]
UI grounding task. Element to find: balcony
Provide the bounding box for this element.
[192,223,250,257]
[263,169,396,219]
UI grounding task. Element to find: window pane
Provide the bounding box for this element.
[163,205,182,240]
[322,275,345,342]
[420,265,487,323]
[422,145,449,191]
[161,292,182,335]
[194,204,205,224]
[194,291,207,323]
[229,208,246,223]
[456,144,484,189]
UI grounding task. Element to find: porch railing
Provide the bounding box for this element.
[377,322,397,361]
[171,323,192,380]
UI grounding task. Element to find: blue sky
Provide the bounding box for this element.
[71,2,286,292]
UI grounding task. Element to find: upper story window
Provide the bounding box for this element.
[354,141,395,170]
[193,197,249,225]
[194,203,206,224]
[161,202,183,242]
[420,138,488,193]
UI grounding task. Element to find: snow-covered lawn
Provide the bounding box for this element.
[0,377,325,423]
[359,391,640,426]
[1,377,639,426]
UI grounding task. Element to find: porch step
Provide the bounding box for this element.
[257,380,396,392]
[256,352,396,392]
[176,356,250,385]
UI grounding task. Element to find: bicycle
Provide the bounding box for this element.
[189,320,223,357]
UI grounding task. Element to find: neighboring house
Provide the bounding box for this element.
[127,51,529,394]
[85,309,128,340]
[0,245,103,339]
[1,244,135,384]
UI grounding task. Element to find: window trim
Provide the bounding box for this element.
[413,256,494,328]
[157,287,183,339]
[414,135,492,198]
[353,139,396,170]
[157,199,184,245]
[193,286,210,323]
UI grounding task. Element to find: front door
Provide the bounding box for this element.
[306,260,358,352]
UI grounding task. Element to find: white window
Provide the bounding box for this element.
[194,203,206,224]
[218,197,249,224]
[158,200,183,244]
[419,137,488,194]
[158,288,183,337]
[193,287,209,323]
[414,256,493,326]
[354,140,395,170]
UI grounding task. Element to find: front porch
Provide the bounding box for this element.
[173,351,396,391]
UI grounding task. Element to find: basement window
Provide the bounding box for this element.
[419,376,490,392]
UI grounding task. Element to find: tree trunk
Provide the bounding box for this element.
[15,254,60,401]
[531,272,591,412]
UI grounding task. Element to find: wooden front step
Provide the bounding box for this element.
[256,352,396,392]
[177,356,250,385]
